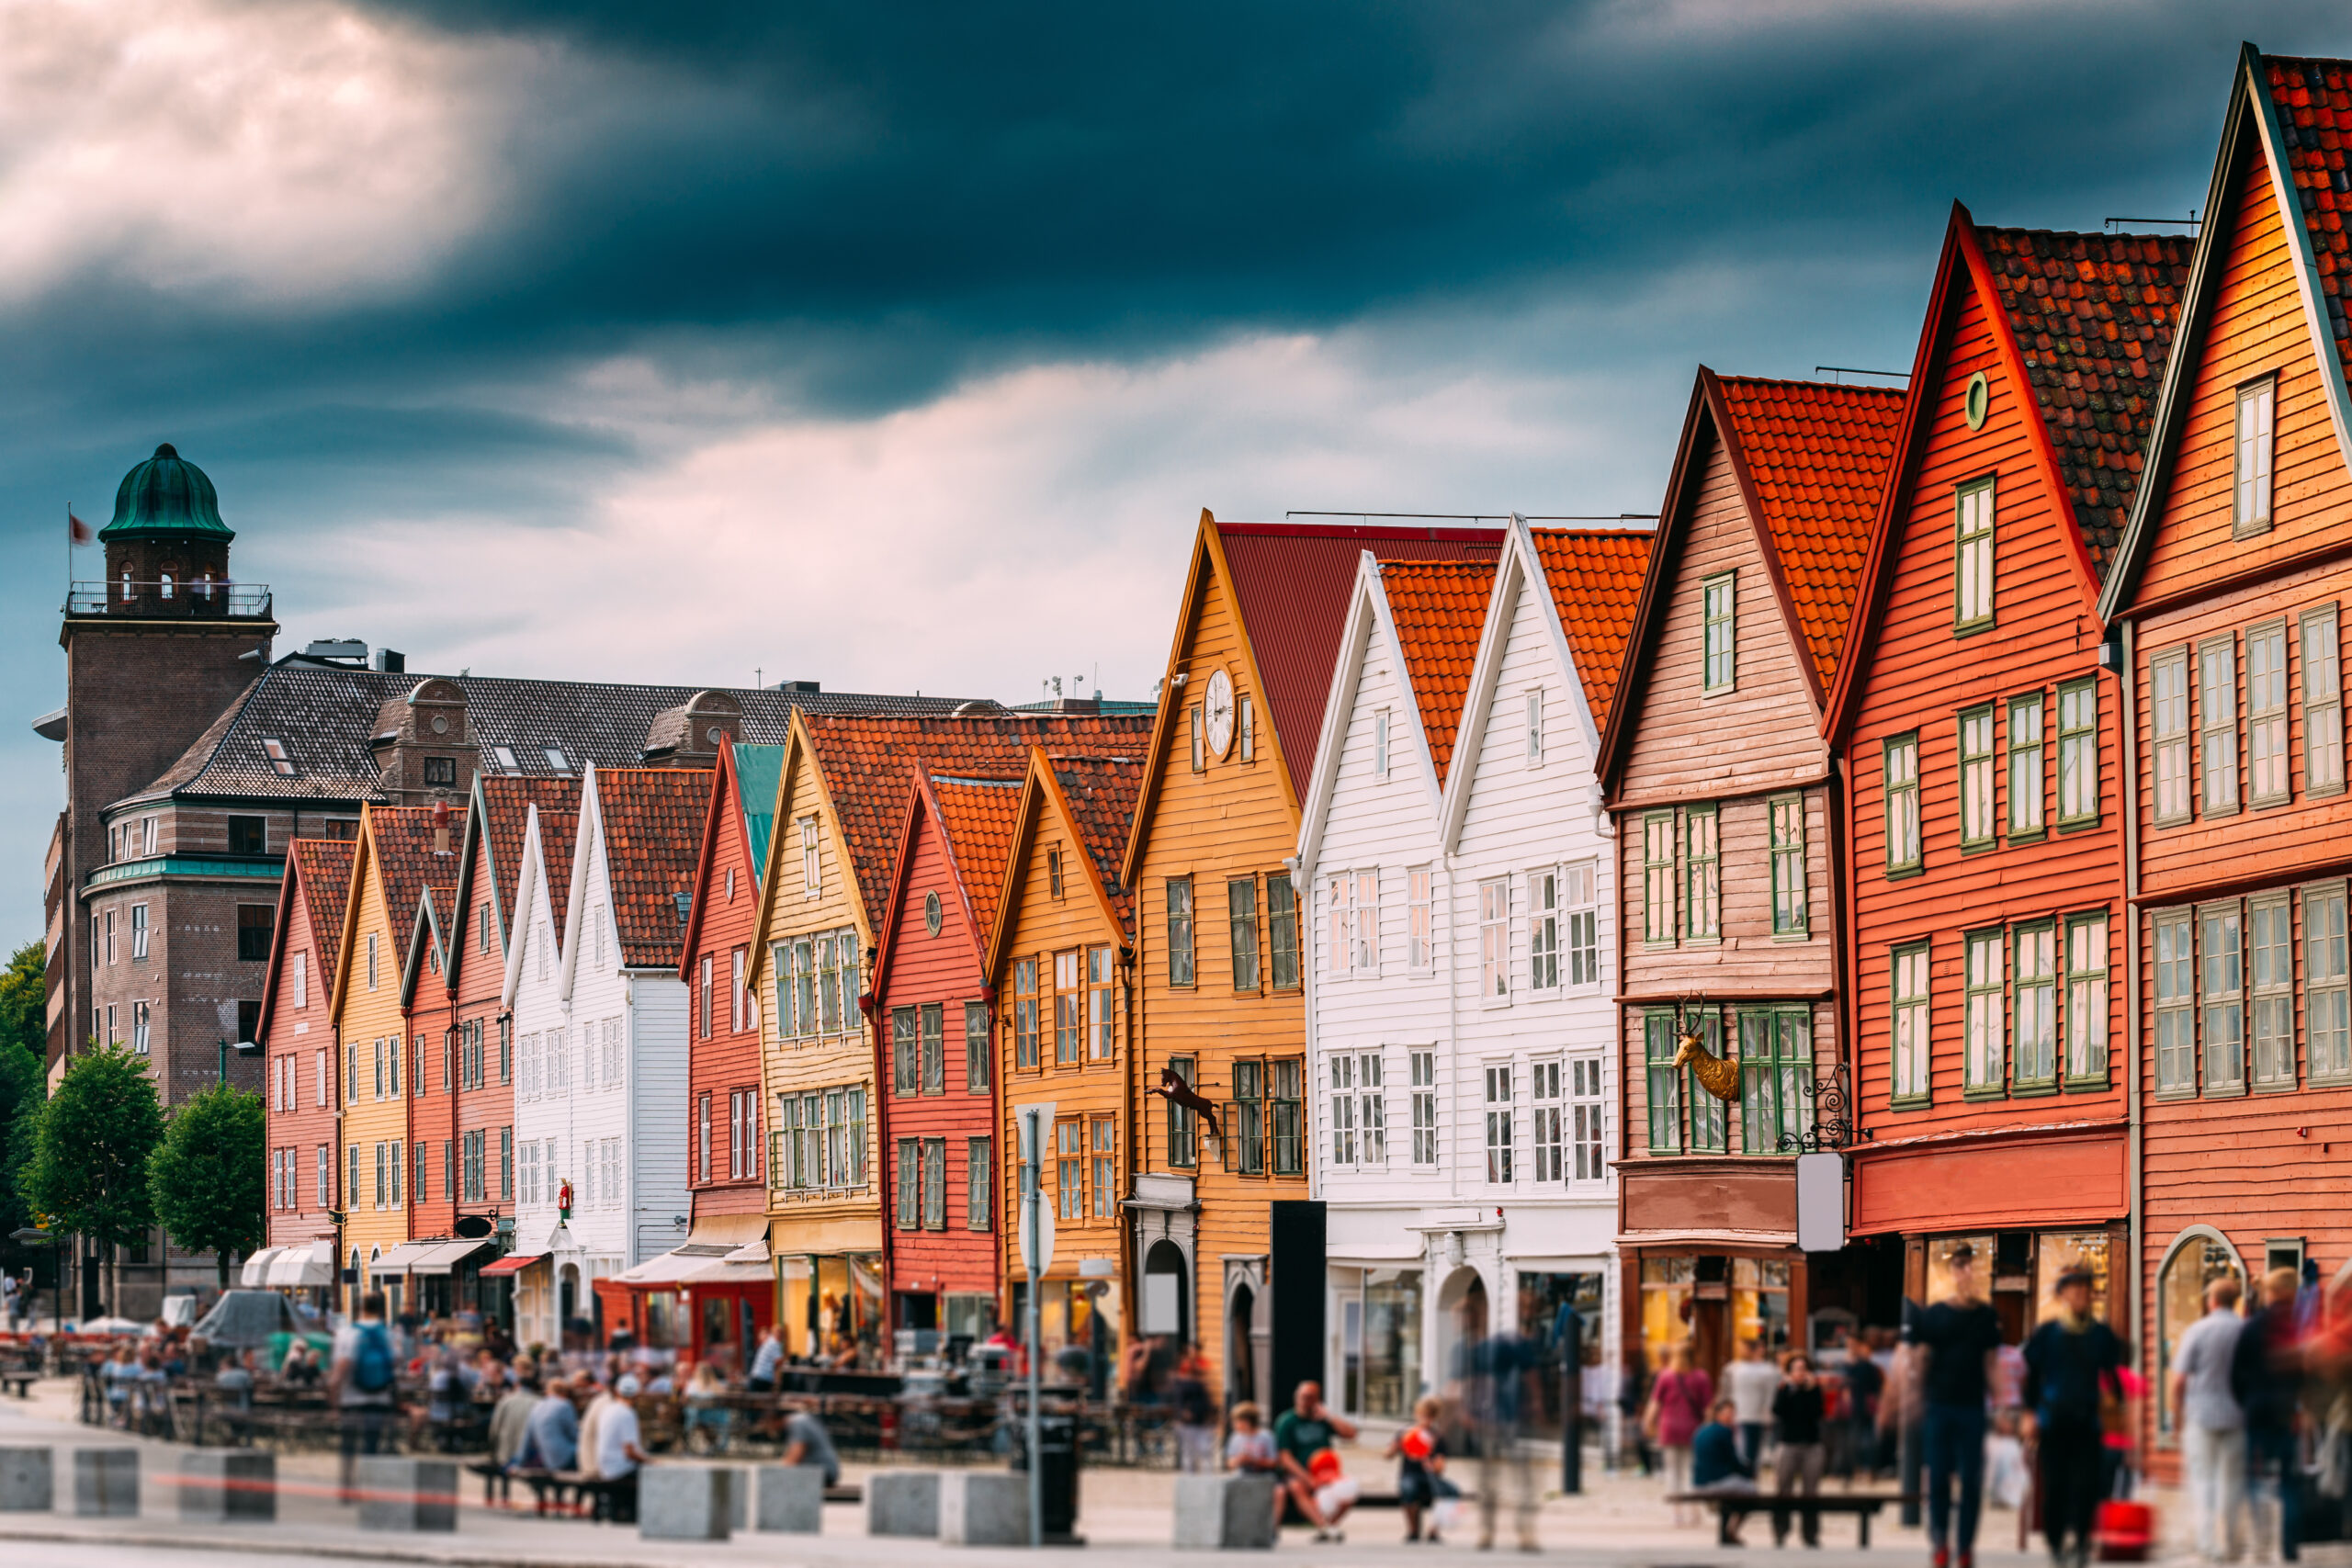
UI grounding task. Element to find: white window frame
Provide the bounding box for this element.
[2200,637,2240,817]
[1526,689,1544,764]
[1569,1055,1605,1181]
[1372,708,1391,781]
[1329,1054,1358,1167]
[800,816,822,899]
[2307,881,2352,1085]
[1483,1063,1514,1184]
[1530,1058,1564,1182]
[1408,867,1432,970]
[2247,620,2290,807]
[2304,607,2345,797]
[2233,376,2277,536]
[1563,860,1599,986]
[1409,1049,1438,1168]
[1528,867,1559,993]
[1478,879,1510,1002]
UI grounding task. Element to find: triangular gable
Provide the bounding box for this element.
[985,750,1146,978]
[256,838,355,1044]
[1295,554,1452,876]
[499,801,570,1010]
[401,886,455,1008]
[870,767,1024,999]
[571,763,712,976]
[677,740,759,980]
[2102,45,2352,618]
[735,741,786,886]
[327,804,437,1020]
[453,775,583,993]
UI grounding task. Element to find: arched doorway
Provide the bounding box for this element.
[1143,1240,1190,1343]
[1227,1283,1256,1409]
[1434,1266,1487,1388]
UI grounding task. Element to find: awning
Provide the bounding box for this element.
[370,1241,441,1273]
[477,1252,545,1280]
[614,1213,773,1288]
[612,1249,722,1287]
[240,1247,288,1288]
[405,1239,494,1276]
[266,1240,335,1288]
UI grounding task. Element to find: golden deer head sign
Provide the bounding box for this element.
[1670,1000,1741,1102]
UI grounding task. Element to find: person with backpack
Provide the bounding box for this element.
[330,1291,401,1502]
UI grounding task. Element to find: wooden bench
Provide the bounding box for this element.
[0,1371,36,1399]
[1669,1491,1914,1547]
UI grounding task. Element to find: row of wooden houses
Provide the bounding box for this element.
[243,45,2352,1461]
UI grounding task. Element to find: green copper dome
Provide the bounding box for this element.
[101,443,233,542]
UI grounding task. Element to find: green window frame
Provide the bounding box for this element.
[2012,921,2057,1091]
[1883,734,1921,875]
[1960,704,1997,849]
[1684,805,1720,942]
[1890,942,1931,1107]
[2064,913,2109,1089]
[1643,811,1676,946]
[1963,930,2004,1096]
[1738,1007,1812,1154]
[1684,1012,1727,1153]
[1165,877,1194,987]
[1228,876,1261,992]
[1702,572,1736,692]
[1770,795,1807,935]
[2057,680,2098,827]
[1954,477,1995,632]
[2008,692,2046,840]
[892,1006,920,1095]
[1643,1011,1680,1153]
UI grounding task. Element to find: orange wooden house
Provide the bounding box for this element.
[2097,48,2352,1452]
[1830,212,2188,1342]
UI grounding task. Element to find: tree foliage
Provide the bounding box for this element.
[19,1047,161,1250]
[0,942,41,1065]
[148,1083,266,1287]
[0,1042,44,1273]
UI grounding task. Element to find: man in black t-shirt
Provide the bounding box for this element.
[1915,1247,2006,1568]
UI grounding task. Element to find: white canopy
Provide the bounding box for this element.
[266,1239,336,1288]
[239,1247,288,1288]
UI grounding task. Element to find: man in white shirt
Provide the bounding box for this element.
[1724,1339,1781,1472]
[2169,1276,2248,1562]
[595,1373,648,1523]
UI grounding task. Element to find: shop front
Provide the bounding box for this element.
[1008,1268,1122,1399]
[767,1213,887,1367]
[612,1214,775,1372]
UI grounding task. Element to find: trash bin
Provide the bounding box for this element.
[1010,1412,1079,1537]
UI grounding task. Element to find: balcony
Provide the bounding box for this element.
[66,581,273,620]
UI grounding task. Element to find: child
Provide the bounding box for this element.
[1385,1395,1455,1543]
[1225,1403,1283,1532]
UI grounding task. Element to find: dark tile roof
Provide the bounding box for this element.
[1974,226,2191,572]
[800,714,1153,935]
[1713,377,1907,690]
[1378,559,1497,788]
[1530,528,1657,732]
[118,660,973,811]
[1216,522,1505,801]
[1047,756,1146,934]
[477,776,582,931]
[287,839,356,983]
[366,807,445,962]
[591,768,715,970]
[2267,57,2352,400]
[927,773,1026,941]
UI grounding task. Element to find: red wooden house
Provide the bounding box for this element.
[673,739,785,1369]
[871,764,1024,1342]
[2097,48,2352,1454]
[257,838,356,1296]
[1832,212,2188,1341]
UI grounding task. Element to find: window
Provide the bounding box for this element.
[1404,869,1432,970]
[1957,705,1996,848]
[2233,377,2277,536]
[2307,609,2346,795]
[1526,690,1544,763]
[1085,951,1113,1060]
[1272,1059,1304,1176]
[1238,694,1254,761]
[800,817,821,898]
[544,747,571,775]
[1955,478,1995,629]
[2200,638,2240,815]
[1484,1065,1514,1183]
[922,1002,946,1090]
[2152,649,2191,823]
[1057,1120,1084,1219]
[1769,795,1807,934]
[1357,1053,1385,1166]
[500,1128,514,1201]
[1644,812,1676,943]
[1048,848,1064,898]
[1329,1054,1383,1168]
[1228,878,1260,991]
[1518,1059,1559,1181]
[1644,1012,1681,1152]
[967,1136,993,1230]
[2200,902,2245,1093]
[896,1140,921,1229]
[1702,573,1736,691]
[2058,681,2098,825]
[130,903,149,961]
[102,909,111,964]
[1090,1119,1115,1217]
[1891,944,1931,1105]
[351,1145,362,1212]
[1563,862,1599,983]
[1964,931,2005,1095]
[892,1007,920,1094]
[965,1000,991,1090]
[2064,913,2110,1087]
[264,739,297,776]
[423,756,457,788]
[2311,885,2351,1082]
[1330,1055,1357,1165]
[1189,705,1204,773]
[1479,880,1509,999]
[492,745,518,773]
[1351,871,1377,973]
[1231,1060,1265,1174]
[319,1145,333,1208]
[1685,805,1720,939]
[141,817,157,855]
[2008,694,2045,839]
[228,816,266,856]
[731,946,748,1032]
[1685,1012,1728,1152]
[698,955,714,1040]
[367,932,379,991]
[925,1138,948,1229]
[1884,736,1921,873]
[1373,709,1391,780]
[1014,958,1039,1069]
[2013,923,2057,1089]
[131,1000,150,1055]
[2248,622,2290,806]
[1410,1049,1437,1167]
[1529,868,1559,991]
[2251,896,2294,1089]
[1166,1055,1197,1168]
[1054,949,1080,1065]
[235,904,273,962]
[1267,873,1298,989]
[1165,878,1193,987]
[1561,1056,1603,1180]
[1739,1009,1812,1154]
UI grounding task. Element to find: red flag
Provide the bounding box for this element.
[68,509,93,545]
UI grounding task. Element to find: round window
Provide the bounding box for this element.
[1962,371,1991,431]
[430,713,449,735]
[924,891,943,936]
[707,726,724,745]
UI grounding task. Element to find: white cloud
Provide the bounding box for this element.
[0,0,537,304]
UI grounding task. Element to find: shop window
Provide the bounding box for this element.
[2035,1232,2112,1325]
[1738,1007,1811,1154]
[1334,1267,1424,1422]
[2157,1230,2245,1439]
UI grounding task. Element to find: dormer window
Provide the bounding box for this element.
[544,747,571,774]
[263,739,297,776]
[423,756,457,787]
[492,746,519,773]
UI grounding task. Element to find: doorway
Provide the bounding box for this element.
[1227,1283,1256,1409]
[1434,1266,1487,1387]
[1143,1240,1189,1343]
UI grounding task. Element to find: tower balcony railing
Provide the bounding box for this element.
[66,581,273,619]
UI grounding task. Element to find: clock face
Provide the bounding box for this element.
[1204,667,1236,759]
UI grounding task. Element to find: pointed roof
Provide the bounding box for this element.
[366,806,442,954]
[985,750,1148,976]
[537,802,582,937]
[1528,528,1656,731]
[403,886,456,1004]
[1378,558,1497,789]
[930,773,1026,941]
[586,766,715,970]
[255,838,355,1042]
[2266,55,2352,397]
[733,742,786,879]
[674,740,783,979]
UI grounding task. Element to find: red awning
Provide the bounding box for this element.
[476,1253,545,1279]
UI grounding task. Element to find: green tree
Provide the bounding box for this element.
[148,1083,266,1289]
[0,1042,45,1277]
[0,941,42,1064]
[19,1048,162,1294]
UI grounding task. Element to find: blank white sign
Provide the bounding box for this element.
[1795,1152,1844,1253]
[1142,1274,1180,1336]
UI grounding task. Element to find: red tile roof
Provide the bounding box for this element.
[1216,522,1504,800]
[365,806,445,961]
[1530,528,1656,731]
[800,714,1153,935]
[1379,559,1497,787]
[1046,756,1146,933]
[1973,226,2189,572]
[591,767,715,970]
[1712,377,1906,689]
[537,807,582,939]
[287,839,356,984]
[2267,57,2352,402]
[419,886,455,968]
[478,776,582,931]
[928,772,1026,942]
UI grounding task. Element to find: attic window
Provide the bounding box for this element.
[492,746,519,773]
[423,757,457,787]
[544,747,571,774]
[1048,848,1064,898]
[263,739,297,776]
[725,867,736,902]
[673,890,693,923]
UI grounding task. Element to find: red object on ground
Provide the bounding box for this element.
[2095,1498,2154,1562]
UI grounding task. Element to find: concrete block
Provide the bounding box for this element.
[73,1449,139,1517]
[639,1466,732,1541]
[0,1447,54,1512]
[729,1466,748,1531]
[178,1450,275,1522]
[753,1464,825,1533]
[1173,1472,1277,1551]
[356,1457,457,1532]
[939,1470,1030,1547]
[864,1469,939,1538]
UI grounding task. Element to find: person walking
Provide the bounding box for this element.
[1881,1320,1928,1527]
[1724,1338,1781,1472]
[2023,1267,2124,1568]
[1917,1245,2006,1568]
[2233,1267,2310,1564]
[1770,1353,1829,1547]
[1647,1343,1713,1525]
[329,1291,400,1503]
[1169,1344,1218,1474]
[1841,1332,1886,1483]
[1619,1347,1657,1475]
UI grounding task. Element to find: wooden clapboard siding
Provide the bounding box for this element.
[261,841,351,1248]
[334,807,435,1273]
[683,745,774,1220]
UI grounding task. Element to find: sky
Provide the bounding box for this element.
[2,0,2343,942]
